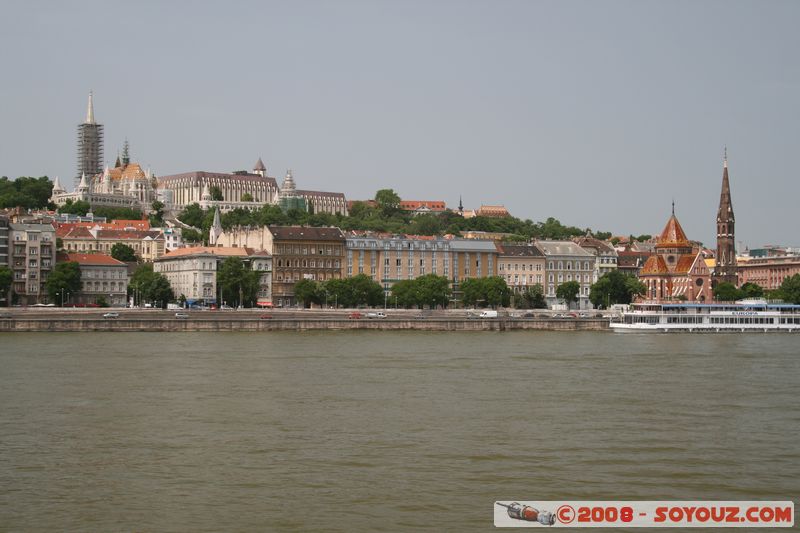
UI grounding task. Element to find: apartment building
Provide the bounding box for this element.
[9,222,56,305]
[536,240,596,309]
[154,246,272,307]
[497,243,546,292]
[59,253,129,306]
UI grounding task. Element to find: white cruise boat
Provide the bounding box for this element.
[610,298,800,333]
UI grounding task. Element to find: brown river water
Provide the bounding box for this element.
[0,331,797,531]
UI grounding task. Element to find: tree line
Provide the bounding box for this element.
[177,188,617,245]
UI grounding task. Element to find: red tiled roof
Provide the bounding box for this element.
[60,253,126,266]
[158,246,269,259]
[641,255,668,274]
[675,255,696,274]
[656,215,690,247]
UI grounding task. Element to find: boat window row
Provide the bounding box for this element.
[709,317,774,325]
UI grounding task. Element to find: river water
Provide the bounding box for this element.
[0,332,797,531]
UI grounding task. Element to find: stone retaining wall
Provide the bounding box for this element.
[0,318,609,332]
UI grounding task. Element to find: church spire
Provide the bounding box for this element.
[122,139,130,166]
[209,207,223,246]
[714,149,737,286]
[85,91,95,124]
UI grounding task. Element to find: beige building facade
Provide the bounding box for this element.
[154,246,272,307]
[497,243,546,292]
[59,226,165,262]
[9,222,56,305]
[60,253,129,306]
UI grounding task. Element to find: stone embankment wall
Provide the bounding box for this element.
[0,318,609,332]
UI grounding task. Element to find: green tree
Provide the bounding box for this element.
[483,276,511,308]
[182,228,203,243]
[713,281,742,302]
[322,278,348,308]
[217,257,249,307]
[129,263,174,308]
[556,281,581,308]
[390,279,419,308]
[110,243,137,262]
[210,186,223,201]
[414,274,451,309]
[0,176,53,209]
[0,265,12,305]
[57,199,91,216]
[241,193,254,202]
[149,200,165,226]
[514,284,546,309]
[92,206,142,221]
[348,274,384,307]
[777,274,800,304]
[294,279,322,308]
[374,189,401,214]
[178,203,206,228]
[589,270,645,308]
[460,278,486,307]
[45,262,82,304]
[739,282,764,299]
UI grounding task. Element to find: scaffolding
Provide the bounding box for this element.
[76,122,104,189]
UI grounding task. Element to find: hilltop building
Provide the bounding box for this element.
[158,161,348,216]
[53,94,158,213]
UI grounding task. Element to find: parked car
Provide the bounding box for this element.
[414,314,427,320]
[367,312,387,319]
[174,312,190,319]
[220,305,234,310]
[102,312,120,319]
[348,312,363,319]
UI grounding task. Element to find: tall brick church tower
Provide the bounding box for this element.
[713,149,737,286]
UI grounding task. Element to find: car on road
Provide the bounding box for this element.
[414,314,427,320]
[260,314,273,319]
[367,312,387,319]
[348,312,363,319]
[0,312,12,319]
[220,305,234,310]
[174,312,190,319]
[102,312,120,319]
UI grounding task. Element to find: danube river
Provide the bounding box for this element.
[1,332,797,531]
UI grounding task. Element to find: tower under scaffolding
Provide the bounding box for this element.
[76,91,104,189]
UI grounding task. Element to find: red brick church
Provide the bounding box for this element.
[639,206,713,302]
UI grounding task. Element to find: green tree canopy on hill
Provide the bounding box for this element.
[0,176,53,209]
[111,243,137,262]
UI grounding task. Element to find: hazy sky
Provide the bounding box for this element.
[1,0,798,248]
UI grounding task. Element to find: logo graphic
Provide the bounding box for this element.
[496,502,556,526]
